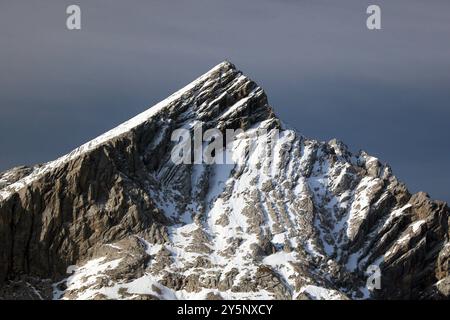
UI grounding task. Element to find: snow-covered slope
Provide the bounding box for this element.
[0,62,448,300]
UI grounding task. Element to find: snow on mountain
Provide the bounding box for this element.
[0,61,448,300]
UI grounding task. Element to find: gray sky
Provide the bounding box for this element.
[0,0,449,202]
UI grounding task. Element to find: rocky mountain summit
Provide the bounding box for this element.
[0,61,448,300]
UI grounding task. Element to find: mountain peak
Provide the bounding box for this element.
[0,62,271,201]
[0,63,448,300]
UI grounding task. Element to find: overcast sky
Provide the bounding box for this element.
[0,0,449,202]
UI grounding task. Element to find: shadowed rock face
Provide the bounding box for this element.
[0,62,448,300]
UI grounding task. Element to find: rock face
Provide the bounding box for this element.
[0,61,448,300]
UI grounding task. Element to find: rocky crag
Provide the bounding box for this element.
[0,62,448,300]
